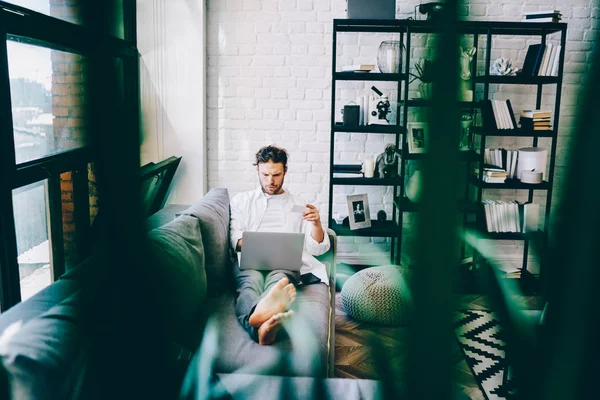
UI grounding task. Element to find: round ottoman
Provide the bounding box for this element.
[340,265,411,326]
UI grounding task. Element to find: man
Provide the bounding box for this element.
[230,145,330,345]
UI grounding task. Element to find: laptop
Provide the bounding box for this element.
[239,231,304,271]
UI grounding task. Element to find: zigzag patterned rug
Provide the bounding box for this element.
[454,310,515,400]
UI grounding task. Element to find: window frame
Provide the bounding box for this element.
[0,0,138,311]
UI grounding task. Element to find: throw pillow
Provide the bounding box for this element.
[180,188,232,296]
[147,214,207,338]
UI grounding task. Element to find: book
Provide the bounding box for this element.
[333,163,363,172]
[523,203,540,233]
[539,43,553,76]
[333,172,364,178]
[521,109,552,119]
[341,64,376,72]
[510,151,518,179]
[545,44,558,76]
[521,43,545,76]
[521,17,561,23]
[505,99,518,129]
[523,10,561,16]
[525,13,562,19]
[550,45,562,76]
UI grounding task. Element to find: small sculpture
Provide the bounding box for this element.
[374,143,400,178]
[458,47,476,101]
[490,57,517,76]
[377,210,387,222]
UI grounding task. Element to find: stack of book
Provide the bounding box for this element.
[332,163,363,178]
[483,148,519,179]
[522,10,562,23]
[482,200,540,233]
[520,42,562,77]
[482,99,517,130]
[479,168,508,183]
[520,109,552,131]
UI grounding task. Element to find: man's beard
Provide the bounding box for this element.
[261,181,283,195]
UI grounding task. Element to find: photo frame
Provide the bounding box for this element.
[407,122,429,154]
[346,194,371,230]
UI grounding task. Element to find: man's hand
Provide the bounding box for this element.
[302,204,321,226]
[302,204,324,244]
[236,238,243,252]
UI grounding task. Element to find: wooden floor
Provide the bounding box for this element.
[334,292,545,400]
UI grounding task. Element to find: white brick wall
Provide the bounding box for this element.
[206,1,598,270]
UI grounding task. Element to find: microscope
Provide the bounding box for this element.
[368,86,391,125]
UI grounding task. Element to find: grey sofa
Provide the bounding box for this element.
[0,187,337,399]
[146,188,338,378]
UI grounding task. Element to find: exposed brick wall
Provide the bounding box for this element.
[50,0,97,266]
[206,1,599,269]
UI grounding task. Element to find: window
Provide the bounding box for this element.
[8,41,88,164]
[12,180,51,300]
[0,1,137,310]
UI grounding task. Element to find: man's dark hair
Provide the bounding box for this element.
[254,145,289,169]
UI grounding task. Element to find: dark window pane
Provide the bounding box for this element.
[8,41,88,164]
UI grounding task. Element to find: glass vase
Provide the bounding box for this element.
[377,40,403,74]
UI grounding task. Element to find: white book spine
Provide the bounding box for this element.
[538,44,550,76]
[490,100,502,129]
[545,44,557,76]
[551,45,562,76]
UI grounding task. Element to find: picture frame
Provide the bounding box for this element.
[346,194,371,230]
[407,122,429,154]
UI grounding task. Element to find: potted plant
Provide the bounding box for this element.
[409,58,435,100]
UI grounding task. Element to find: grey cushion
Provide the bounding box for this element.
[180,188,232,296]
[211,283,332,377]
[147,214,207,343]
[0,279,79,336]
[0,293,86,400]
[341,265,411,326]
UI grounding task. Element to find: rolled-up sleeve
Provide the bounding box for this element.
[304,223,330,256]
[230,194,245,252]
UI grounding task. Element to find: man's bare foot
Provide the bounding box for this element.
[249,277,296,328]
[258,310,294,345]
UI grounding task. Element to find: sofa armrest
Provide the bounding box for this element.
[315,228,337,378]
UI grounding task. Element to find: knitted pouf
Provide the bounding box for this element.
[340,265,411,326]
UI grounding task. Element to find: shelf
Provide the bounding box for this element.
[330,220,400,237]
[334,72,406,82]
[399,99,481,108]
[334,125,404,134]
[474,75,559,84]
[469,176,550,190]
[465,223,544,241]
[471,127,555,137]
[394,197,479,213]
[333,19,566,36]
[404,150,479,161]
[332,177,402,186]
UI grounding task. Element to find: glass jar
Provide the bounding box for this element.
[377,40,404,74]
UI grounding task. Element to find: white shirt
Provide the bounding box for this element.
[257,194,285,232]
[230,187,331,285]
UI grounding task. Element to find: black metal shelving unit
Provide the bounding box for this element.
[328,20,566,282]
[470,22,567,294]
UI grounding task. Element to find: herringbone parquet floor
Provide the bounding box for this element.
[334,292,544,400]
